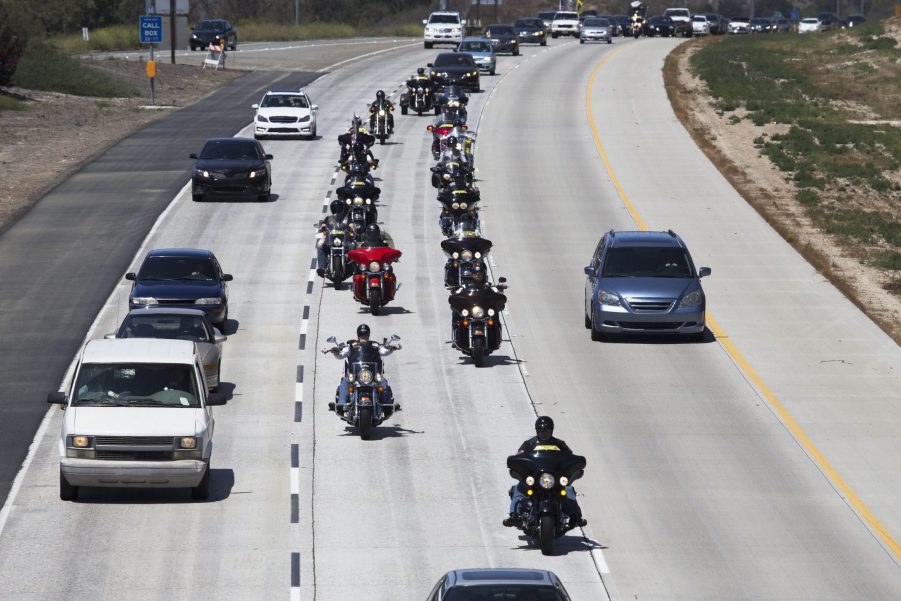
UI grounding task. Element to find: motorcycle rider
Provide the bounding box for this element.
[358,223,393,250]
[503,416,587,528]
[316,200,356,277]
[407,66,433,92]
[368,89,395,134]
[338,116,377,167]
[324,324,401,416]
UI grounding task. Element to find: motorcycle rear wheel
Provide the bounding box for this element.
[359,407,372,440]
[472,337,486,367]
[369,288,382,316]
[539,514,555,555]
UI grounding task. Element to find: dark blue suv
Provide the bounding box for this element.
[584,230,710,341]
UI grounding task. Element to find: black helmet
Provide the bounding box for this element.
[365,223,381,243]
[376,89,385,99]
[356,324,370,340]
[329,199,346,217]
[417,67,425,75]
[447,135,458,146]
[535,416,554,436]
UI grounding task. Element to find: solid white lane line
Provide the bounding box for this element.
[590,545,611,574]
[318,42,421,72]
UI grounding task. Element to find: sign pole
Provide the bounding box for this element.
[149,44,155,105]
[169,0,176,64]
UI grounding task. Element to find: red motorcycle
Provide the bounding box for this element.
[427,121,454,160]
[348,247,402,315]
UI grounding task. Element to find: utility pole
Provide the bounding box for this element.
[169,0,176,64]
[295,0,299,25]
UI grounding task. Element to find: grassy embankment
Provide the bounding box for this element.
[11,40,138,97]
[688,20,901,290]
[54,21,422,54]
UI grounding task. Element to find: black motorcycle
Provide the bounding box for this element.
[401,80,433,116]
[336,183,379,231]
[324,335,401,439]
[341,157,378,187]
[437,189,480,238]
[323,223,355,287]
[440,236,492,289]
[431,160,474,191]
[448,283,507,367]
[369,100,393,144]
[506,450,587,555]
[434,85,469,117]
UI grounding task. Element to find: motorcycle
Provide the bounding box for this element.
[438,188,480,237]
[341,157,378,187]
[506,450,587,555]
[434,85,469,117]
[369,100,393,144]
[317,207,357,288]
[348,246,402,316]
[431,160,474,191]
[401,80,433,116]
[441,236,493,289]
[449,281,507,367]
[427,120,455,160]
[336,182,380,231]
[323,335,401,439]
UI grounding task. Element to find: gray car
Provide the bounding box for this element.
[457,38,497,75]
[584,230,710,340]
[425,568,573,600]
[106,308,226,391]
[580,17,614,43]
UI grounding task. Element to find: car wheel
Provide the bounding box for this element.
[221,310,229,333]
[541,39,547,46]
[230,38,237,51]
[424,42,433,49]
[259,191,269,202]
[580,38,585,44]
[191,461,210,500]
[490,67,496,76]
[59,468,78,501]
[590,310,607,341]
[584,310,591,329]
[513,48,520,56]
[192,193,203,202]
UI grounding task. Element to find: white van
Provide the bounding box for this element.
[49,338,227,501]
[423,11,465,48]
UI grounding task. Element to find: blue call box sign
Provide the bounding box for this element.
[140,16,163,44]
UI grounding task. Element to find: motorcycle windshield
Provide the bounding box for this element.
[349,345,382,367]
[348,247,402,265]
[448,288,507,313]
[441,237,493,256]
[506,451,587,482]
[336,183,381,200]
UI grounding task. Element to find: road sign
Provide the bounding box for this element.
[140,15,163,44]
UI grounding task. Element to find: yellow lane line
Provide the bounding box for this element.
[584,44,901,561]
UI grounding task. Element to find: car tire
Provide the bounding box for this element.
[424,42,433,49]
[513,48,520,56]
[191,461,210,500]
[230,38,237,51]
[59,468,78,501]
[212,360,221,393]
[221,310,229,333]
[490,68,496,76]
[541,40,547,46]
[584,309,592,329]
[590,311,606,341]
[192,193,204,202]
[580,38,585,44]
[309,124,317,139]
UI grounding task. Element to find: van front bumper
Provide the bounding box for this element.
[61,458,207,487]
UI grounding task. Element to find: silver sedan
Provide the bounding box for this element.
[580,17,614,43]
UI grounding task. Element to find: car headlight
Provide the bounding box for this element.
[192,34,198,39]
[131,297,158,305]
[178,436,198,449]
[525,476,535,486]
[679,290,703,307]
[598,289,621,306]
[358,368,374,384]
[256,115,269,122]
[298,115,311,122]
[195,169,211,179]
[332,237,343,246]
[368,261,381,272]
[539,473,555,489]
[70,435,93,449]
[353,197,364,206]
[461,250,473,260]
[559,476,569,486]
[471,305,485,318]
[249,169,265,179]
[195,297,223,305]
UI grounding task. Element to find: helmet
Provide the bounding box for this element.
[447,135,458,146]
[376,89,385,100]
[417,67,425,75]
[535,416,554,436]
[365,223,382,243]
[356,324,371,341]
[330,199,346,217]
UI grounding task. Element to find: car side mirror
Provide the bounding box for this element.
[699,266,711,278]
[583,265,594,275]
[214,334,227,343]
[461,19,467,25]
[326,336,337,344]
[221,274,233,282]
[390,334,401,342]
[422,19,428,24]
[47,391,68,405]
[125,272,136,281]
[311,104,319,110]
[207,392,227,406]
[427,63,434,68]
[264,154,273,160]
[104,333,116,340]
[189,153,198,159]
[251,103,259,109]
[498,277,507,284]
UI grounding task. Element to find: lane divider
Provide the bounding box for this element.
[585,44,901,562]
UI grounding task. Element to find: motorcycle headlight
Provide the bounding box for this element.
[256,114,269,122]
[333,237,343,246]
[559,476,569,486]
[358,368,374,384]
[679,290,703,307]
[474,252,482,259]
[353,197,364,206]
[461,250,473,261]
[345,198,352,205]
[417,87,424,93]
[539,473,555,489]
[131,297,159,305]
[460,202,468,209]
[368,261,381,272]
[195,297,223,305]
[471,305,485,318]
[525,476,535,486]
[452,202,460,209]
[487,308,495,316]
[461,308,469,317]
[598,289,621,306]
[443,173,451,180]
[378,110,386,116]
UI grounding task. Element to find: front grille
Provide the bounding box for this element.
[95,450,173,461]
[269,116,298,123]
[618,321,683,331]
[270,127,299,133]
[95,436,172,445]
[627,298,675,313]
[157,299,195,305]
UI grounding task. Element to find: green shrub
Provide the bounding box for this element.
[0,93,25,110]
[797,189,821,206]
[12,39,138,97]
[55,24,139,54]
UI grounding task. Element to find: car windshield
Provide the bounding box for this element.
[72,363,200,408]
[692,15,708,21]
[120,314,212,342]
[197,20,225,31]
[583,18,611,26]
[602,247,693,278]
[429,14,460,24]
[199,139,263,160]
[555,12,578,19]
[801,18,819,23]
[445,586,566,601]
[649,17,671,24]
[262,94,309,108]
[666,9,690,17]
[515,19,543,27]
[435,54,475,67]
[486,26,514,34]
[460,41,491,52]
[138,256,217,281]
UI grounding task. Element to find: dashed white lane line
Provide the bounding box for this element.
[300,319,309,335]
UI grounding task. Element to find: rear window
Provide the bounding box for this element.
[445,586,565,601]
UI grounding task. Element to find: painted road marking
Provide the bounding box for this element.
[585,45,901,561]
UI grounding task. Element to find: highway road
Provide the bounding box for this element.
[0,35,899,601]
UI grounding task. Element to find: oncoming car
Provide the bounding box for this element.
[584,229,711,341]
[457,38,496,75]
[252,88,318,139]
[429,52,480,92]
[190,137,272,202]
[580,17,614,43]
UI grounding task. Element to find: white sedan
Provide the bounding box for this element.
[798,18,821,33]
[252,88,318,139]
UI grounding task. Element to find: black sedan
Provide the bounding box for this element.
[749,17,773,32]
[190,19,237,51]
[612,15,632,36]
[514,18,547,45]
[429,53,480,92]
[484,24,520,55]
[647,16,678,37]
[190,137,272,202]
[126,248,233,328]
